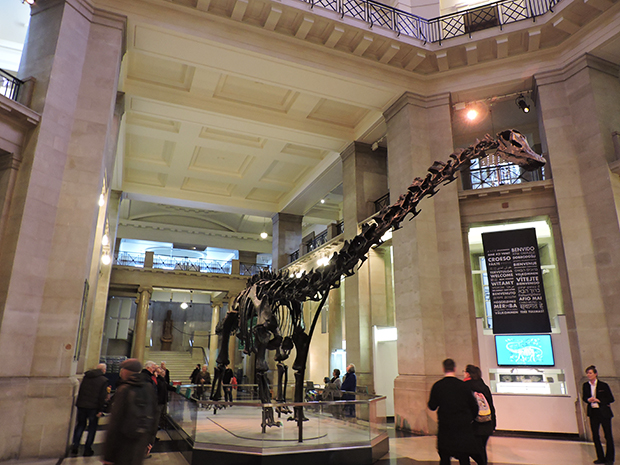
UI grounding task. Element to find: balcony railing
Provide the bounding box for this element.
[114,251,234,275]
[1,69,24,101]
[462,154,547,189]
[304,230,329,254]
[290,249,300,263]
[374,192,390,213]
[336,220,344,236]
[240,262,272,276]
[302,0,560,44]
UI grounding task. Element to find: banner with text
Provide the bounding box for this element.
[482,228,551,334]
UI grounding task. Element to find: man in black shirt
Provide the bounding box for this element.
[428,359,479,465]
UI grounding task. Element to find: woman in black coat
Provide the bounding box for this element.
[464,365,496,465]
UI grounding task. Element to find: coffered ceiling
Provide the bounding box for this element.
[92,0,619,250]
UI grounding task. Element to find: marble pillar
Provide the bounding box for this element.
[209,304,221,370]
[535,54,620,440]
[84,190,123,370]
[328,287,343,362]
[0,0,125,459]
[384,92,475,434]
[340,141,388,394]
[132,287,152,362]
[271,212,302,270]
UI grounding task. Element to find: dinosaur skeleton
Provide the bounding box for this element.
[209,130,546,429]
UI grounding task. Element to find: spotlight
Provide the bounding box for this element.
[515,95,530,113]
[466,109,478,121]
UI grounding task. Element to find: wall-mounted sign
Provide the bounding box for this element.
[482,228,551,334]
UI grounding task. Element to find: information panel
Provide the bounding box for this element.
[482,228,551,334]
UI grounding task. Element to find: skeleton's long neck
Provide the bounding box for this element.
[269,135,499,303]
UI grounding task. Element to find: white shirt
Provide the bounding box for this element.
[589,379,599,408]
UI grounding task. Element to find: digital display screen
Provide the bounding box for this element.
[495,334,555,366]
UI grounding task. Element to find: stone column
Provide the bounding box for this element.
[209,303,221,369]
[535,55,620,439]
[0,1,125,459]
[340,141,388,394]
[84,190,123,369]
[133,287,152,362]
[271,213,302,270]
[0,151,22,246]
[328,287,343,361]
[384,92,474,434]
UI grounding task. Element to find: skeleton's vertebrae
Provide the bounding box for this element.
[209,130,545,427]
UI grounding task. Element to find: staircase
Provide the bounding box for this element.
[145,349,206,383]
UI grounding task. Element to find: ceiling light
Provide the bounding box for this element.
[98,194,105,207]
[101,253,111,265]
[515,94,530,113]
[260,231,268,239]
[320,199,325,204]
[466,109,478,121]
[102,234,109,246]
[180,302,189,309]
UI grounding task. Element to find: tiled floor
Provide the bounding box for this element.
[55,423,606,465]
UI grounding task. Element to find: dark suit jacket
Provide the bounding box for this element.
[583,379,614,419]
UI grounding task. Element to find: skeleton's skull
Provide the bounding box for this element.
[496,129,546,171]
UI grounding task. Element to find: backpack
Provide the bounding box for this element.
[473,391,492,422]
[121,382,156,438]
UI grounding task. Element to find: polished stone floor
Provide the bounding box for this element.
[42,424,609,465]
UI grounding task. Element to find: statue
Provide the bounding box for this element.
[208,130,546,432]
[161,310,173,351]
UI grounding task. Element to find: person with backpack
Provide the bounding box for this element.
[103,359,158,465]
[464,364,496,465]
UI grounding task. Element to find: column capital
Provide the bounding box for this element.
[384,91,451,125]
[534,53,619,88]
[137,286,153,296]
[0,151,23,171]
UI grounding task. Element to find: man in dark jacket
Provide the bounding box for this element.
[428,359,479,465]
[103,359,158,465]
[583,365,615,464]
[71,363,110,456]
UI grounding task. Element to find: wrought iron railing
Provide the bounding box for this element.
[114,251,145,267]
[0,69,24,101]
[374,192,390,213]
[113,251,233,274]
[463,154,546,189]
[240,262,272,276]
[290,249,300,263]
[304,230,329,254]
[302,0,560,44]
[335,220,344,236]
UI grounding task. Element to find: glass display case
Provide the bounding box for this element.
[488,368,568,395]
[166,385,388,465]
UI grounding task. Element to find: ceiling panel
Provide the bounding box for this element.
[125,169,168,187]
[128,52,195,90]
[188,146,254,176]
[181,177,235,196]
[126,134,175,166]
[260,160,308,185]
